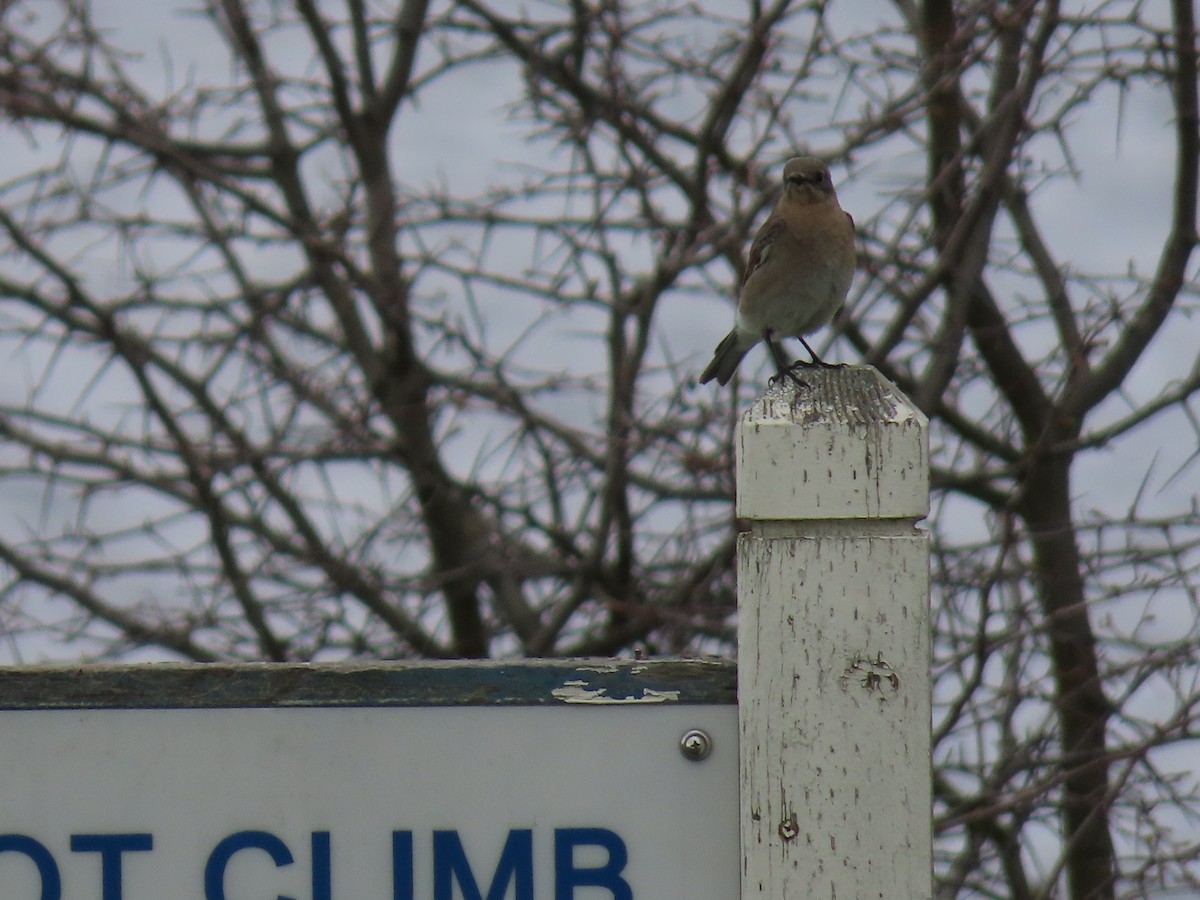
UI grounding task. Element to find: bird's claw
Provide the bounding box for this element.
[789,357,844,371]
[769,369,809,389]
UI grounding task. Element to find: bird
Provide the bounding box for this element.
[698,156,855,387]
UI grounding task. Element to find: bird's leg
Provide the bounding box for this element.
[765,332,808,388]
[789,336,844,371]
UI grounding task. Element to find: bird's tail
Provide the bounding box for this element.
[699,329,753,386]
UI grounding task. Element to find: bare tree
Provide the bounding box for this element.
[1,0,1197,896]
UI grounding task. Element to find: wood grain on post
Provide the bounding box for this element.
[736,366,931,899]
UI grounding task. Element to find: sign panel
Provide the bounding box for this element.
[0,661,738,899]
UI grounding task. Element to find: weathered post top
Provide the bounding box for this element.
[736,365,928,522]
[735,365,932,900]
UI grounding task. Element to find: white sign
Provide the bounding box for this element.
[0,681,737,898]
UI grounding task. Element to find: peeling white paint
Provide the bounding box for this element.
[551,680,681,704]
[640,689,680,702]
[574,663,619,673]
[886,402,922,425]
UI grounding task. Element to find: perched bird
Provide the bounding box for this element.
[698,156,855,387]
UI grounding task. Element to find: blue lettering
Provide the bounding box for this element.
[0,825,636,899]
[311,832,331,900]
[554,828,631,900]
[393,831,413,900]
[204,830,294,900]
[0,834,61,900]
[433,829,533,900]
[70,833,152,900]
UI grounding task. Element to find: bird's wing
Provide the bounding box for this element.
[742,216,785,287]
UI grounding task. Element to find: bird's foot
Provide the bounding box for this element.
[789,356,844,371]
[769,368,809,389]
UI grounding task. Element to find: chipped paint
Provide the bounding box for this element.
[551,679,682,704]
[886,402,921,425]
[840,651,901,697]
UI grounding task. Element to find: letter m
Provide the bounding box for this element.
[433,829,533,900]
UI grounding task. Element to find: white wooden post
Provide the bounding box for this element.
[737,366,931,899]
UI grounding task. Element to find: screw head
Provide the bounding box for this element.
[679,728,713,761]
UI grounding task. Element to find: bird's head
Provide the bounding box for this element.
[781,157,836,203]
